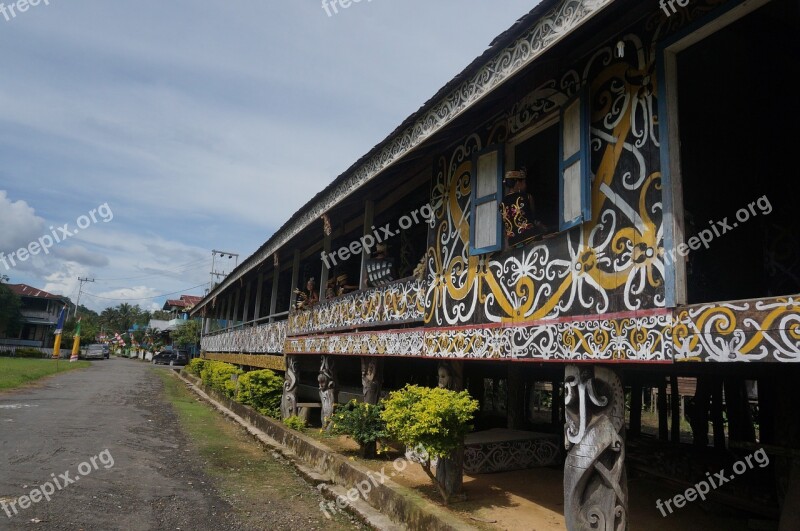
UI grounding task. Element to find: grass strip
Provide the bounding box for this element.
[0,358,91,391]
[155,369,365,530]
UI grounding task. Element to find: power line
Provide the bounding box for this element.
[82,283,208,301]
[92,259,211,282]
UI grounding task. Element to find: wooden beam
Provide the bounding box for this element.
[253,272,264,322]
[288,249,301,309]
[359,200,374,290]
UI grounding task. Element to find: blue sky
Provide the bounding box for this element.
[0,0,537,312]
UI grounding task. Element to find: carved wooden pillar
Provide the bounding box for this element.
[436,361,465,499]
[319,355,338,428]
[361,357,383,404]
[564,365,628,531]
[281,356,299,419]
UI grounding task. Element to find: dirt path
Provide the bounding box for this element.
[0,358,363,530]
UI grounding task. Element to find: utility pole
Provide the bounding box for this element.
[210,250,239,290]
[75,277,95,318]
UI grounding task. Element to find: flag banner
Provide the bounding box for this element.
[52,305,67,359]
[70,318,82,362]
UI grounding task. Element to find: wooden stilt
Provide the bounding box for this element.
[658,378,668,442]
[671,374,680,443]
[630,379,642,438]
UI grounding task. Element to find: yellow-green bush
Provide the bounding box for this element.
[381,384,478,460]
[200,360,242,399]
[381,384,479,504]
[237,369,283,418]
[283,415,306,431]
[186,358,207,376]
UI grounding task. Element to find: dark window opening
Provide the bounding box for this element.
[677,0,800,304]
[506,123,561,247]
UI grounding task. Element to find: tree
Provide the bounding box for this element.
[0,282,22,338]
[381,385,479,504]
[172,319,200,349]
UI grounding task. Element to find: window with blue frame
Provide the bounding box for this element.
[469,146,504,255]
[469,85,591,255]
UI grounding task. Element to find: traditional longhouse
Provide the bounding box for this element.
[191,0,800,527]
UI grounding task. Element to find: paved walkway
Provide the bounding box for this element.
[0,358,353,530]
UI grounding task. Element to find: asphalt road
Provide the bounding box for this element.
[0,358,343,530]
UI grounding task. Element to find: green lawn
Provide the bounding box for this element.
[0,357,91,391]
[156,370,365,530]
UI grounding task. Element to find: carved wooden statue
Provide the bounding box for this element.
[361,357,383,404]
[436,361,466,500]
[318,355,338,429]
[281,356,299,419]
[564,365,628,531]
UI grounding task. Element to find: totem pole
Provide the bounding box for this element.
[281,355,299,419]
[361,357,383,405]
[564,365,628,531]
[319,355,338,429]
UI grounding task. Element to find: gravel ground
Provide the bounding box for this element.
[0,357,363,530]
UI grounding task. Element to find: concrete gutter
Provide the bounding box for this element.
[175,371,478,531]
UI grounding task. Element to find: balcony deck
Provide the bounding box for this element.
[287,277,424,336]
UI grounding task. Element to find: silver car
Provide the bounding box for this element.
[83,344,105,360]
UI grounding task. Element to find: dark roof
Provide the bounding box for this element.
[163,295,203,310]
[6,283,66,301]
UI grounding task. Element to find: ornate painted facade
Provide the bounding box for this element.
[285,309,673,361]
[201,320,286,354]
[287,278,424,336]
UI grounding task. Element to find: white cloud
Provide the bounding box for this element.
[0,191,46,252]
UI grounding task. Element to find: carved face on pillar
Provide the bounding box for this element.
[437,364,451,390]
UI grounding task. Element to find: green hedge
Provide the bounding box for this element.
[237,369,283,418]
[0,348,47,358]
[199,360,243,399]
[186,358,207,376]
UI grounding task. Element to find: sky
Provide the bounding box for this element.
[0,0,538,313]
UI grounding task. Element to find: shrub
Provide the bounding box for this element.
[283,415,306,431]
[186,358,207,376]
[5,348,47,358]
[200,361,242,399]
[381,384,479,504]
[238,369,283,418]
[329,400,387,457]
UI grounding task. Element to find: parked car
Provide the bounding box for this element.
[102,344,110,359]
[83,344,105,360]
[152,350,188,366]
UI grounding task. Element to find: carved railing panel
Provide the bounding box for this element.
[201,320,287,354]
[674,296,800,362]
[287,278,424,336]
